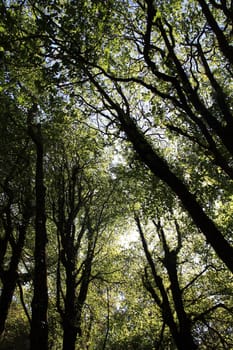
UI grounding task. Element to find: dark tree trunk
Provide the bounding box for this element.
[0,223,27,336]
[138,218,180,346]
[164,254,197,349]
[62,244,93,350]
[0,206,12,338]
[0,269,18,337]
[0,194,30,338]
[29,122,48,350]
[63,324,79,350]
[53,164,95,350]
[175,336,197,350]
[138,217,197,350]
[55,182,81,350]
[197,0,233,65]
[119,111,233,273]
[88,74,233,273]
[62,263,79,350]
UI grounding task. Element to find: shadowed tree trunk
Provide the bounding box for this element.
[28,106,48,350]
[0,180,31,338]
[136,216,198,350]
[53,161,97,350]
[90,74,233,273]
[0,216,29,337]
[80,0,233,273]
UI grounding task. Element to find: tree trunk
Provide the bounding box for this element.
[175,336,197,350]
[165,254,197,350]
[0,270,18,336]
[63,322,79,350]
[88,74,233,273]
[62,247,92,350]
[138,217,197,349]
[0,209,28,337]
[118,110,233,273]
[62,267,79,350]
[29,123,48,350]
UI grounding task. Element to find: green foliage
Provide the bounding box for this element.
[1,0,233,349]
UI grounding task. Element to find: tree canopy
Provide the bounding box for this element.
[0,0,233,349]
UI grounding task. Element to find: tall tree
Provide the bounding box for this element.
[109,155,233,348]
[1,1,233,348]
[79,0,233,272]
[136,215,197,350]
[15,0,233,271]
[0,86,34,338]
[27,104,48,350]
[47,117,118,349]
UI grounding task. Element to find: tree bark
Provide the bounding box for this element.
[0,223,28,336]
[87,74,233,273]
[197,0,233,65]
[164,252,197,350]
[0,191,30,338]
[29,122,48,350]
[138,217,197,349]
[63,322,79,350]
[62,253,80,350]
[119,110,233,273]
[62,277,79,350]
[53,164,95,350]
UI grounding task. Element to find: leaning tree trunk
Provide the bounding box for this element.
[86,61,233,274]
[117,107,233,273]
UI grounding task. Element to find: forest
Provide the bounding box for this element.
[0,0,232,349]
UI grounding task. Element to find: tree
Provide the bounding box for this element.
[0,1,233,348]
[14,0,233,271]
[0,89,34,339]
[136,215,197,350]
[137,210,233,349]
[79,0,233,272]
[27,105,48,350]
[109,155,233,349]
[45,116,119,349]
